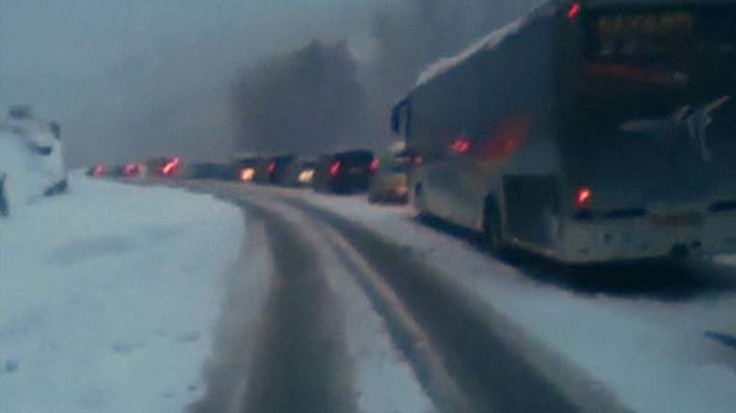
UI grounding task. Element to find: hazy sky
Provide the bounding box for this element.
[0,0,532,168]
[0,0,396,167]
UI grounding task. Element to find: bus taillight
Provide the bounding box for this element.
[567,3,581,20]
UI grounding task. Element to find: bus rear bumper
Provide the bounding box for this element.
[554,213,736,264]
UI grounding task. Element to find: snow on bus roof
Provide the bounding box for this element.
[414,1,556,88]
[414,0,733,88]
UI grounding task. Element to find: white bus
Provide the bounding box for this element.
[392,0,736,263]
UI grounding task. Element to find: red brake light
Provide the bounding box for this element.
[93,164,105,177]
[567,3,581,20]
[450,137,471,154]
[123,163,139,177]
[329,161,341,177]
[268,161,276,175]
[576,187,592,208]
[369,158,379,173]
[162,157,180,176]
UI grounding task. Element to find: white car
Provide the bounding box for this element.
[0,106,67,217]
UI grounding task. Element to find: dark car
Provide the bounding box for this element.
[281,158,317,187]
[147,156,181,178]
[233,157,263,183]
[254,155,297,185]
[183,162,238,180]
[313,150,375,194]
[369,143,416,204]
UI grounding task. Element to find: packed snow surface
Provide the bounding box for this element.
[0,175,244,413]
[266,187,736,413]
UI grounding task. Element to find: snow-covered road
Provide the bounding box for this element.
[183,181,736,413]
[5,175,735,413]
[0,175,244,413]
[183,182,620,413]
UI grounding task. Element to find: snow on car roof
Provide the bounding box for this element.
[414,0,734,89]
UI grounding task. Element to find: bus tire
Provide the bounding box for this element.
[483,197,505,255]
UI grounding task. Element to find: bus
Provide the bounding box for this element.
[392,0,736,263]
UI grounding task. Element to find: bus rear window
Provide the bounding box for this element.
[584,7,736,66]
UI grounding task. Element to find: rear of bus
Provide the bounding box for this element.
[556,1,736,262]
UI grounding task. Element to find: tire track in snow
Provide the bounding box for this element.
[233,201,358,413]
[180,182,623,412]
[280,196,611,413]
[250,196,440,413]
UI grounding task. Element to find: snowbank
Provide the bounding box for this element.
[0,175,244,413]
[0,131,55,215]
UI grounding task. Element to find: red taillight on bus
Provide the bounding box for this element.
[567,3,582,20]
[329,161,341,177]
[576,187,592,208]
[369,158,379,173]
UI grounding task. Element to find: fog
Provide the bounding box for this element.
[0,0,534,167]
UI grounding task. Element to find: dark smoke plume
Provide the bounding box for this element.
[231,0,537,155]
[362,0,537,141]
[232,40,365,155]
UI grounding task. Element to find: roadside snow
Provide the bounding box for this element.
[0,174,244,413]
[265,187,736,413]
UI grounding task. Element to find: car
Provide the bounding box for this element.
[146,156,181,178]
[368,142,416,204]
[281,158,318,187]
[313,150,375,194]
[121,162,147,179]
[86,164,107,178]
[233,156,263,183]
[0,106,67,216]
[251,155,297,185]
[181,162,238,180]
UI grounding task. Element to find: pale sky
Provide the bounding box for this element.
[0,0,393,167]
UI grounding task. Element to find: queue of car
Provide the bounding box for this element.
[89,143,414,206]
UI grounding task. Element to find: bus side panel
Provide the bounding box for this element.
[410,54,483,222]
[473,16,562,244]
[409,16,562,240]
